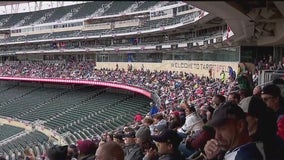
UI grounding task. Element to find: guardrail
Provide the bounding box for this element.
[0,76,161,107]
[258,70,284,86]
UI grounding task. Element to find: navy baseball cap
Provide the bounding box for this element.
[207,102,246,127]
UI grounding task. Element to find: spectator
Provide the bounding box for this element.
[141,117,155,135]
[168,111,182,131]
[23,147,35,160]
[135,125,159,160]
[134,113,144,124]
[68,144,79,160]
[204,102,265,160]
[228,66,235,81]
[261,84,284,141]
[177,105,204,138]
[123,127,144,160]
[113,130,125,148]
[238,88,251,101]
[95,141,124,160]
[227,92,240,104]
[148,102,159,117]
[135,125,151,147]
[239,96,284,159]
[252,86,261,97]
[145,129,184,160]
[76,139,97,160]
[152,114,167,135]
[220,70,225,83]
[212,94,226,109]
[47,145,69,160]
[181,125,215,158]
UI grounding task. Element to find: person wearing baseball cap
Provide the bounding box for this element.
[204,102,265,160]
[123,127,144,160]
[146,129,184,160]
[261,84,284,141]
[239,96,284,159]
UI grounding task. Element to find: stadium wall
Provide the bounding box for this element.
[96,60,238,78]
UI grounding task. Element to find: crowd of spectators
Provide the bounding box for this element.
[0,59,284,160]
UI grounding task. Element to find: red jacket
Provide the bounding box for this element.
[186,126,215,150]
[277,116,284,140]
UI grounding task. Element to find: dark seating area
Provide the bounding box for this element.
[70,1,111,20]
[102,1,135,16]
[134,1,159,11]
[0,83,151,146]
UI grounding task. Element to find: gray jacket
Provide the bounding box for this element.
[124,143,144,160]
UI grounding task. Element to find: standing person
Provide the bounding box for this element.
[220,70,225,83]
[209,68,213,79]
[204,102,265,160]
[228,66,235,81]
[148,102,159,117]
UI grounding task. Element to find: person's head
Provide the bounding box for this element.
[68,144,78,159]
[135,125,151,146]
[24,147,34,157]
[170,111,179,120]
[153,114,164,124]
[47,145,68,160]
[212,94,226,108]
[207,102,249,151]
[199,105,207,116]
[239,89,251,100]
[253,86,262,97]
[77,139,98,157]
[106,133,113,142]
[95,141,124,160]
[142,117,154,126]
[184,105,196,115]
[122,127,136,145]
[261,84,281,112]
[151,129,182,155]
[227,92,240,104]
[239,96,277,142]
[113,131,124,145]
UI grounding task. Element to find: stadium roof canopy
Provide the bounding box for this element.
[187,1,284,46]
[0,1,26,6]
